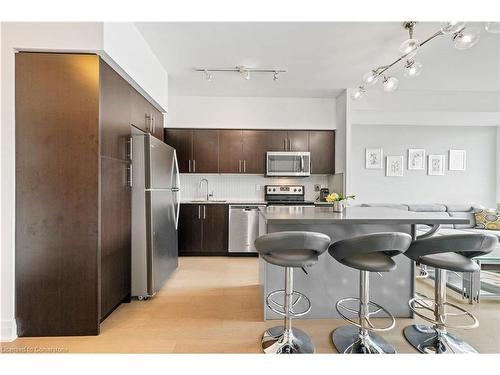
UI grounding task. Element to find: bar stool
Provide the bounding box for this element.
[403,233,497,354]
[255,231,331,354]
[328,232,413,354]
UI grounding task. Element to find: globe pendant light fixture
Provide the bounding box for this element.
[441,22,466,34]
[453,27,481,50]
[403,60,423,78]
[382,76,399,92]
[350,21,484,100]
[351,86,366,100]
[362,70,379,86]
[399,22,419,58]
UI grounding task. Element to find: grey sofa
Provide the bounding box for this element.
[358,203,500,301]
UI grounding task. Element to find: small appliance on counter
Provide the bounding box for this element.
[319,188,330,202]
[265,184,315,206]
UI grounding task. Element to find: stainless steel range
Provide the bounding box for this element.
[265,184,315,206]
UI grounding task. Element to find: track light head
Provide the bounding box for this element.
[453,27,481,50]
[351,86,366,100]
[382,76,399,93]
[273,71,279,81]
[203,69,213,82]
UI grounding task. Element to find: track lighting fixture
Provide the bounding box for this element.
[194,66,287,82]
[351,21,484,100]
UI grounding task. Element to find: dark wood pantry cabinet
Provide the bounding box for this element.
[15,52,165,337]
[178,204,228,256]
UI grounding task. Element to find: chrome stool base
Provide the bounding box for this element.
[332,326,396,354]
[404,324,478,354]
[262,326,315,354]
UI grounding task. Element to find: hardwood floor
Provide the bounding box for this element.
[2,257,500,353]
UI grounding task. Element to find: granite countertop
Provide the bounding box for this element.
[258,206,470,225]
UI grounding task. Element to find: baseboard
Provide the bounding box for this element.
[1,319,17,342]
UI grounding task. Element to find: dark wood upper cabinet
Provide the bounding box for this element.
[193,130,219,173]
[100,62,131,160]
[164,129,192,173]
[178,204,228,256]
[15,53,135,337]
[242,130,268,173]
[266,130,288,152]
[287,130,309,152]
[219,130,243,173]
[309,130,335,174]
[130,88,150,133]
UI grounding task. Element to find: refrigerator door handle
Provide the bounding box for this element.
[172,151,181,230]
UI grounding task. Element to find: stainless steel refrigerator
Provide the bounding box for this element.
[131,128,180,300]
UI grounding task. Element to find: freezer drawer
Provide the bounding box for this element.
[228,205,265,253]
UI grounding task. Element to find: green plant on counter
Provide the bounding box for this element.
[325,192,356,203]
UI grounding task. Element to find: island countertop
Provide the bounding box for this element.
[258,206,470,225]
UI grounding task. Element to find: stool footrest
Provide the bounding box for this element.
[408,297,479,330]
[266,289,311,317]
[336,297,396,332]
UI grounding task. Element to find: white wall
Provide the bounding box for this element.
[350,125,498,207]
[168,96,336,129]
[0,22,168,342]
[103,23,168,112]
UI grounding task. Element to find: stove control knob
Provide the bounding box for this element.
[293,188,297,192]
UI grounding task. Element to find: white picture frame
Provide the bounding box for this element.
[365,148,383,169]
[408,149,426,170]
[449,149,466,171]
[386,155,404,177]
[428,155,445,176]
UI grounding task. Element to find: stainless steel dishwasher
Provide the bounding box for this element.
[228,205,265,253]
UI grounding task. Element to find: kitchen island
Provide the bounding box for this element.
[258,206,469,319]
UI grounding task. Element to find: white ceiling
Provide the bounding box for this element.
[135,22,500,98]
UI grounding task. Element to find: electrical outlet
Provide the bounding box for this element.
[314,184,321,192]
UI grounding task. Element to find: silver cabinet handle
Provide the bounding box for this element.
[203,205,206,220]
[189,159,192,173]
[198,205,201,219]
[283,139,286,151]
[243,160,246,173]
[238,160,241,173]
[127,136,133,161]
[127,164,132,187]
[145,114,151,133]
[151,114,155,134]
[288,139,291,151]
[193,159,196,173]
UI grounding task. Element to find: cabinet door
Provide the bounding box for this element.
[100,61,131,160]
[219,130,243,173]
[130,88,150,133]
[201,204,228,254]
[265,130,288,152]
[178,204,202,255]
[152,108,164,141]
[287,130,309,152]
[242,130,268,173]
[164,129,192,173]
[309,130,335,174]
[192,130,219,173]
[100,157,131,319]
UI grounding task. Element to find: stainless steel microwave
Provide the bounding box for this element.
[266,152,311,177]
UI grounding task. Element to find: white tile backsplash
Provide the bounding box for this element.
[180,174,330,202]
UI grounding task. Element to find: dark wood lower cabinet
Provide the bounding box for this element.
[178,204,228,256]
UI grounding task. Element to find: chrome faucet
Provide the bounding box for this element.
[199,178,211,201]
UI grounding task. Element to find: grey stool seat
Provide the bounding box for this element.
[328,232,412,354]
[403,233,497,354]
[255,231,331,354]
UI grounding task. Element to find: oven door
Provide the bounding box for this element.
[266,152,311,177]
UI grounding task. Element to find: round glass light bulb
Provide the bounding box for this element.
[362,70,379,86]
[441,22,466,34]
[382,76,399,93]
[350,86,366,100]
[399,38,420,57]
[453,27,481,50]
[403,60,423,78]
[485,22,500,34]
